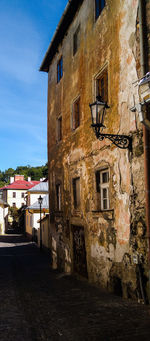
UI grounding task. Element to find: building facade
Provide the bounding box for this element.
[25,182,49,241]
[41,0,150,301]
[0,175,40,209]
[0,175,40,228]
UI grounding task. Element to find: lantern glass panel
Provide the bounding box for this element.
[97,102,105,125]
[91,104,97,125]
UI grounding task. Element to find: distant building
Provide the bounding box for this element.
[25,182,49,244]
[0,175,40,228]
[0,175,40,209]
[0,199,9,234]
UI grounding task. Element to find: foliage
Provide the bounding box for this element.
[8,205,26,231]
[0,163,48,187]
[9,206,19,228]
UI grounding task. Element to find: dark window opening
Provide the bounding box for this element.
[72,97,80,130]
[73,25,80,55]
[95,0,106,20]
[12,203,16,207]
[97,69,108,103]
[73,177,80,209]
[13,192,16,198]
[57,56,63,83]
[57,116,62,141]
[56,184,61,211]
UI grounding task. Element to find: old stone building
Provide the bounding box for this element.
[40,0,150,301]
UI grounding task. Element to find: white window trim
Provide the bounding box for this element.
[100,169,110,210]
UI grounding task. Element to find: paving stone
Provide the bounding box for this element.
[0,234,150,340]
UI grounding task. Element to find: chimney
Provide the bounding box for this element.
[10,177,14,184]
[14,175,24,181]
[28,177,31,182]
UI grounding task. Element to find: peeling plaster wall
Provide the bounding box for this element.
[47,0,148,300]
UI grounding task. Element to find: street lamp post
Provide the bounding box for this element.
[38,195,43,251]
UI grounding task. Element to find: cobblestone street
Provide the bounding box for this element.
[0,234,150,341]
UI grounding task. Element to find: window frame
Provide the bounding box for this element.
[72,177,80,209]
[56,183,61,211]
[96,68,108,103]
[13,192,16,198]
[21,192,24,198]
[57,56,63,83]
[73,25,80,56]
[72,96,80,130]
[95,168,110,211]
[57,115,62,142]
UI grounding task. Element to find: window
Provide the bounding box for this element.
[13,192,16,198]
[73,25,80,55]
[72,97,80,130]
[57,116,62,141]
[73,177,80,209]
[21,192,24,198]
[95,0,106,20]
[57,56,63,83]
[96,69,108,102]
[56,184,61,211]
[95,169,109,210]
[12,203,16,207]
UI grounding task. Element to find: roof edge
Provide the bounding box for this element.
[40,0,83,72]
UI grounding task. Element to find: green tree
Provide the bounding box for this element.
[4,168,15,182]
[9,206,19,228]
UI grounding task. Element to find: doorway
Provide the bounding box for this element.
[72,225,88,278]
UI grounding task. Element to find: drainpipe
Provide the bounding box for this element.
[139,0,150,300]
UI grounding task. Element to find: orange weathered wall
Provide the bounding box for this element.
[47,0,148,299]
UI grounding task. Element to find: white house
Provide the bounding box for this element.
[0,175,40,209]
[25,182,49,240]
[0,199,9,234]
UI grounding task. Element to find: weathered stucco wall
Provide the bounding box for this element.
[47,0,148,300]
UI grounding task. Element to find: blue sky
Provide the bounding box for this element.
[0,0,68,172]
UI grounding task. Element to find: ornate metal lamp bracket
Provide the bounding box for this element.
[95,131,132,150]
[99,133,132,150]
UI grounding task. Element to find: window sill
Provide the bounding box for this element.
[92,209,114,213]
[92,209,114,220]
[72,209,81,217]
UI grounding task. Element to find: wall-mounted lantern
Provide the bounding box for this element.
[89,95,132,150]
[130,72,150,131]
[139,72,150,103]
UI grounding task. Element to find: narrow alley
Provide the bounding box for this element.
[0,234,150,341]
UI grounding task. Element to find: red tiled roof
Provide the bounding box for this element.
[0,180,40,190]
